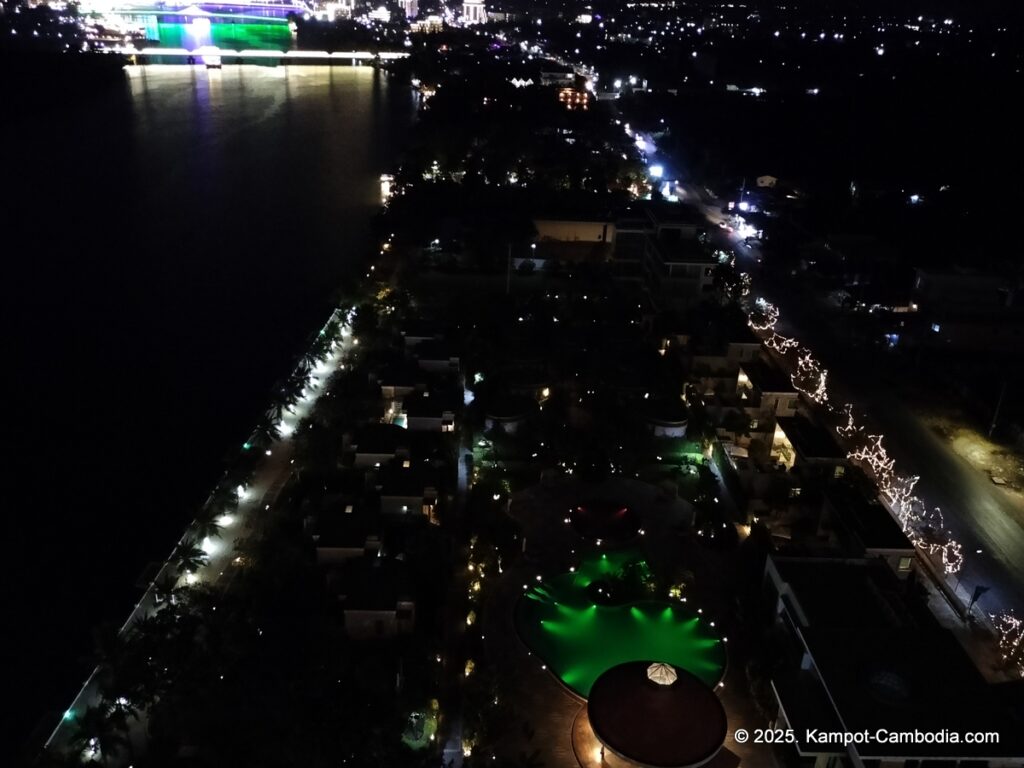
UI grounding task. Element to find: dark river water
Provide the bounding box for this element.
[3,64,414,750]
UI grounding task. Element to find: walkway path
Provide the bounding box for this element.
[44,316,356,761]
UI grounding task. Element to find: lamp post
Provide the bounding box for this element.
[967,585,990,623]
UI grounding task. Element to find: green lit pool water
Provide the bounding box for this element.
[515,551,726,697]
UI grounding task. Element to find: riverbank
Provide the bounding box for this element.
[7,65,414,755]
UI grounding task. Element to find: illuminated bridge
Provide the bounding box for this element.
[116,46,410,61]
[100,0,317,19]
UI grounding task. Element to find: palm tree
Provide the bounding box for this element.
[34,746,89,767]
[292,356,313,383]
[173,538,208,576]
[99,694,139,761]
[307,334,330,361]
[248,418,281,451]
[225,463,256,495]
[301,346,323,373]
[276,372,306,406]
[321,316,343,343]
[67,705,128,766]
[151,573,182,607]
[192,510,223,542]
[265,397,288,428]
[207,482,239,514]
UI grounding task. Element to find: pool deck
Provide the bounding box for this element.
[489,479,783,768]
[484,560,585,768]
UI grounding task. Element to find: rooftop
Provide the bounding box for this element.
[773,557,908,630]
[331,555,411,611]
[402,386,462,417]
[801,626,1023,760]
[824,479,914,552]
[312,508,376,549]
[374,461,440,497]
[740,359,795,394]
[588,662,727,768]
[776,415,846,461]
[352,423,410,455]
[411,338,460,362]
[650,234,716,265]
[377,358,428,389]
[639,200,708,230]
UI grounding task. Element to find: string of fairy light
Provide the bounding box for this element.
[743,290,1024,676]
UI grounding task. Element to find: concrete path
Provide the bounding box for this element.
[44,319,356,762]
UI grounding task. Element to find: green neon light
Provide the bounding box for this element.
[515,550,726,697]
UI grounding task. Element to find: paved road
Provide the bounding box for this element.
[869,394,1024,612]
[679,182,1024,619]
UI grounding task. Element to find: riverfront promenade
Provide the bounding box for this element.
[44,315,356,760]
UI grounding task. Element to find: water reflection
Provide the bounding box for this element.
[6,65,415,746]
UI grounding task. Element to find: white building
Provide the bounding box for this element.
[398,0,418,18]
[410,14,443,32]
[461,0,486,25]
[325,0,355,17]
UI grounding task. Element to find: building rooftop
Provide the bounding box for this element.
[776,415,846,461]
[771,554,1024,760]
[352,423,410,455]
[312,508,376,549]
[401,320,445,343]
[412,339,460,362]
[377,358,428,389]
[638,200,708,230]
[801,626,1022,760]
[824,479,914,552]
[479,390,538,420]
[740,359,794,394]
[650,234,716,265]
[402,386,462,417]
[773,557,908,630]
[771,670,845,754]
[643,396,688,424]
[375,462,440,498]
[331,555,411,611]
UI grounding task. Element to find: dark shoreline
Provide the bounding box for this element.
[6,64,414,756]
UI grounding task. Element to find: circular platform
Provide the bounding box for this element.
[587,661,727,768]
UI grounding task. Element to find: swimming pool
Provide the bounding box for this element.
[515,550,726,697]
